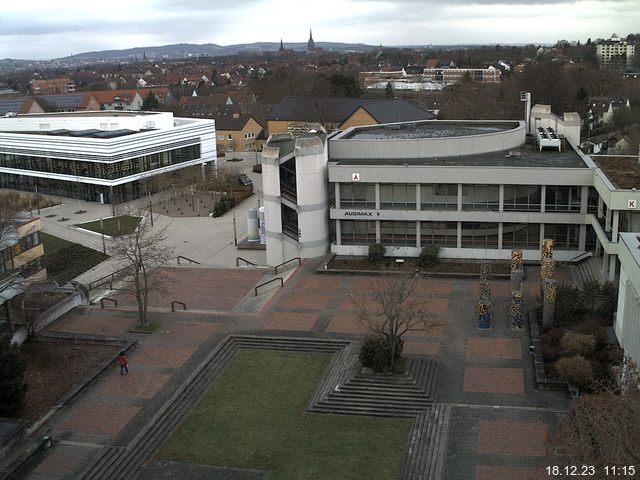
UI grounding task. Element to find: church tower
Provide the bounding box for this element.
[279,39,284,52]
[307,29,315,52]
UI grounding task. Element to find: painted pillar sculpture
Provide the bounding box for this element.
[542,279,558,326]
[540,238,554,299]
[478,261,491,329]
[510,249,524,330]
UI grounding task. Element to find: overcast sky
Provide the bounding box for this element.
[1,0,638,60]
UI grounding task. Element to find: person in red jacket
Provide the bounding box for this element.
[117,351,129,376]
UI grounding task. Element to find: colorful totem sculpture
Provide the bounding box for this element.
[478,261,491,328]
[510,249,524,330]
[542,279,558,326]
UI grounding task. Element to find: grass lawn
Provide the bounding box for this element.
[41,232,109,285]
[157,349,412,480]
[75,215,141,237]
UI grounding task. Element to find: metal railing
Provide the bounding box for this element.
[569,251,593,263]
[89,266,131,291]
[177,256,200,265]
[274,257,301,274]
[171,301,187,312]
[236,257,257,267]
[254,277,283,296]
[100,298,118,309]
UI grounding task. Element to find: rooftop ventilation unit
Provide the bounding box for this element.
[536,127,561,151]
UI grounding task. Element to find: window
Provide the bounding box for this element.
[545,186,581,212]
[341,220,376,245]
[380,221,416,246]
[462,185,499,211]
[339,183,375,209]
[544,224,579,249]
[587,187,598,214]
[503,185,542,212]
[420,221,457,247]
[227,134,233,140]
[218,134,224,141]
[502,223,540,248]
[461,222,499,248]
[380,184,416,210]
[421,184,457,210]
[281,204,298,240]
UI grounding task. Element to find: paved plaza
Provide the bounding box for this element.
[4,242,572,478]
[0,187,571,480]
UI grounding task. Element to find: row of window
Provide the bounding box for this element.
[340,220,580,249]
[0,144,201,180]
[217,132,256,141]
[338,183,596,213]
[11,231,41,256]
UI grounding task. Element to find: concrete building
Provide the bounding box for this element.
[31,77,75,95]
[0,111,216,203]
[596,34,635,67]
[261,131,329,266]
[615,233,640,366]
[214,114,263,153]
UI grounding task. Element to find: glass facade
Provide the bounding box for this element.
[380,184,416,210]
[461,185,500,211]
[0,144,201,181]
[545,186,581,212]
[502,223,540,248]
[503,185,542,212]
[544,223,580,249]
[461,222,500,248]
[340,183,375,209]
[421,184,458,210]
[380,221,416,245]
[420,221,458,247]
[341,220,376,245]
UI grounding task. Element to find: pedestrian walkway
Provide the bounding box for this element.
[3,259,572,480]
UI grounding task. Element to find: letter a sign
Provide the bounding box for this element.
[352,173,360,181]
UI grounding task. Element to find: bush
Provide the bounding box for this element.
[368,243,385,265]
[418,245,440,268]
[554,283,588,327]
[359,334,403,372]
[555,355,594,389]
[213,200,227,217]
[560,331,596,357]
[0,335,27,418]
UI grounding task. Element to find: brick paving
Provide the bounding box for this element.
[466,337,522,360]
[463,367,525,395]
[477,420,548,456]
[14,261,575,480]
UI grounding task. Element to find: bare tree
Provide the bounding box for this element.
[0,195,27,331]
[550,357,640,477]
[354,270,443,371]
[109,213,174,327]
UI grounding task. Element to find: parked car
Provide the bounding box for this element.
[238,174,253,186]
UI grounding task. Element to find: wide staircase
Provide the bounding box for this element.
[576,256,604,286]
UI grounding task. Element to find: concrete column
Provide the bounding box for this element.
[457,184,462,212]
[376,220,380,243]
[579,224,586,251]
[540,185,546,213]
[336,219,341,246]
[415,184,421,211]
[334,183,340,209]
[609,255,617,282]
[612,210,620,242]
[597,196,603,219]
[602,252,609,274]
[595,237,601,257]
[375,183,380,210]
[416,221,420,248]
[605,207,612,233]
[499,184,504,213]
[539,223,545,248]
[457,221,462,249]
[580,186,589,214]
[498,223,503,250]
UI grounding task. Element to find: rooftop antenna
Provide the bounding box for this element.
[520,91,531,134]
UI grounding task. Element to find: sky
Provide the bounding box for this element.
[1,0,639,60]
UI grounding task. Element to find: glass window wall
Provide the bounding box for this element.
[502,223,540,248]
[380,184,416,210]
[420,184,458,210]
[420,221,457,247]
[461,222,500,248]
[461,185,499,211]
[339,183,376,209]
[380,221,416,246]
[503,185,542,212]
[340,220,376,245]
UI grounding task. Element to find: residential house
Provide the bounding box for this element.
[266,97,436,135]
[588,96,631,128]
[0,98,45,116]
[35,93,100,112]
[90,90,145,111]
[596,34,635,67]
[214,113,263,152]
[30,77,75,95]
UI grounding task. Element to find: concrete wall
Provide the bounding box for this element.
[615,233,640,365]
[529,105,581,146]
[0,111,175,131]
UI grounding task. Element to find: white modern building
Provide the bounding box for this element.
[596,34,636,67]
[615,233,640,366]
[0,111,216,203]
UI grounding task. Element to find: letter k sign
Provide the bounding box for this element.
[629,199,637,209]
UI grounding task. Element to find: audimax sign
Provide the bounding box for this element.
[344,211,380,217]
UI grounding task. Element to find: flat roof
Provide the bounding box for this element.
[341,121,519,140]
[331,139,588,168]
[593,156,640,189]
[5,111,157,118]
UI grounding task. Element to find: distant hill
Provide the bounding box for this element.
[59,42,379,61]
